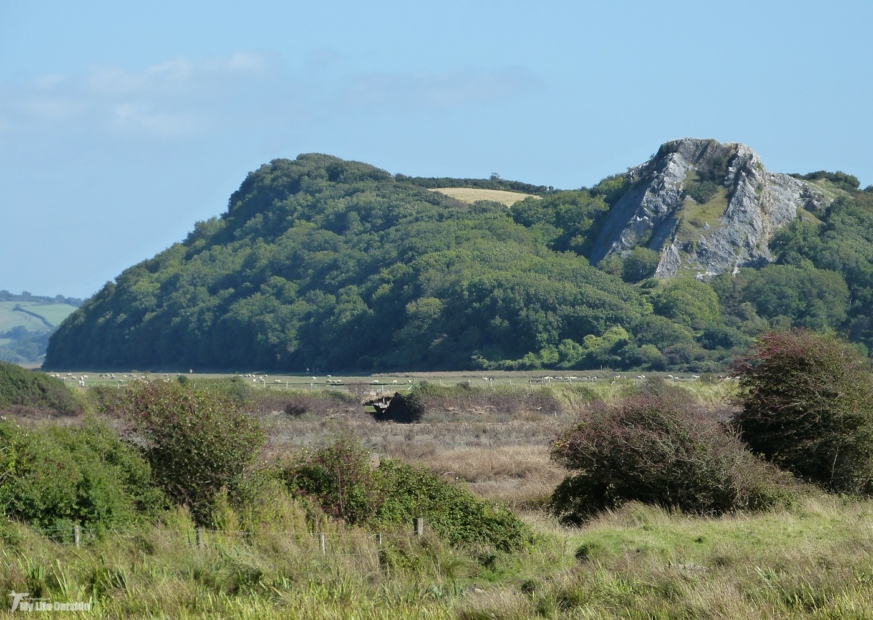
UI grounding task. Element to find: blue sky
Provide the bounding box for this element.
[2,0,871,299]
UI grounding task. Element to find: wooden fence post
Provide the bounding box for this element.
[72,525,80,548]
[413,517,424,537]
[195,527,203,547]
[318,533,326,555]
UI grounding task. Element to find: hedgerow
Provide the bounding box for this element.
[0,361,80,414]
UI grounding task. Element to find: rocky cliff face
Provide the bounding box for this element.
[590,138,831,278]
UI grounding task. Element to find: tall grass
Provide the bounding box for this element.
[2,495,873,618]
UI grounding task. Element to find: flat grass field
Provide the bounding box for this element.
[50,370,719,398]
[429,187,539,206]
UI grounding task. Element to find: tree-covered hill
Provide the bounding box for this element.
[44,155,646,371]
[43,151,873,372]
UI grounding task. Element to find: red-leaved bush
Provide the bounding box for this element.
[732,330,873,494]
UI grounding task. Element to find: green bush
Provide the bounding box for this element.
[285,435,385,526]
[0,418,162,531]
[633,315,694,348]
[591,173,630,206]
[698,322,751,350]
[193,376,256,404]
[549,395,794,524]
[0,362,80,414]
[405,382,560,418]
[684,180,719,204]
[733,330,873,494]
[621,247,661,283]
[376,460,533,551]
[284,437,533,551]
[119,381,265,524]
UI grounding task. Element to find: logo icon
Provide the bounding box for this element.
[9,591,29,612]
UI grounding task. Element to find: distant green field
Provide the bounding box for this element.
[0,301,77,332]
[20,302,78,326]
[0,302,46,333]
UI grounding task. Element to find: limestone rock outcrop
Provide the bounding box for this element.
[590,138,831,278]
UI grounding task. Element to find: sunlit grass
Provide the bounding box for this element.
[428,188,538,207]
[3,494,873,618]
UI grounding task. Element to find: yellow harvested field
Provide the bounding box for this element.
[429,187,539,206]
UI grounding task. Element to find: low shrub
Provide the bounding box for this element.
[285,435,385,526]
[283,396,309,417]
[617,377,695,407]
[0,362,80,415]
[0,417,162,531]
[249,389,358,416]
[193,376,256,404]
[377,459,534,551]
[284,437,533,551]
[684,179,719,204]
[549,395,794,524]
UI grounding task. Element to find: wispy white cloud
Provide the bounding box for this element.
[0,52,276,138]
[109,103,206,138]
[0,53,544,142]
[345,67,544,108]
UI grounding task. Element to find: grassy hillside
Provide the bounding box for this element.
[428,187,538,206]
[0,360,80,413]
[0,298,79,364]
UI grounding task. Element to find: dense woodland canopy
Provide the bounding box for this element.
[44,156,873,372]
